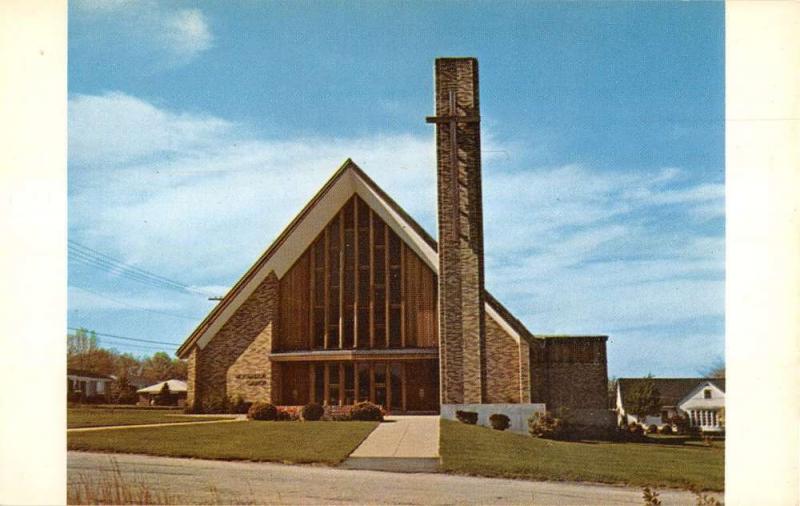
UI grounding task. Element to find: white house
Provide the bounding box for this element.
[67,368,113,400]
[616,378,725,433]
[137,379,188,406]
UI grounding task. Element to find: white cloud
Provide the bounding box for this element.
[164,9,213,63]
[69,92,233,167]
[69,92,724,375]
[72,1,213,66]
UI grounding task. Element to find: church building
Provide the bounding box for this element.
[177,58,609,416]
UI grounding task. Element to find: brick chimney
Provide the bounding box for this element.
[426,57,486,405]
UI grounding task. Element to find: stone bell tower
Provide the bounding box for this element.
[426,57,486,405]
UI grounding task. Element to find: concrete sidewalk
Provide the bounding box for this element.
[340,415,439,472]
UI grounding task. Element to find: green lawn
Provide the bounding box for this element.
[439,420,724,491]
[68,420,379,464]
[67,407,231,428]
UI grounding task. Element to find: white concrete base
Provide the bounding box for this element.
[440,403,546,434]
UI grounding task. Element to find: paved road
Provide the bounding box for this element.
[68,451,717,505]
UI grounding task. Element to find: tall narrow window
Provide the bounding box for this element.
[328,363,340,406]
[390,363,403,411]
[356,199,370,349]
[313,239,325,349]
[314,365,325,404]
[327,215,341,348]
[304,196,424,351]
[374,362,387,407]
[373,217,387,347]
[343,200,355,348]
[357,363,370,402]
[344,363,355,405]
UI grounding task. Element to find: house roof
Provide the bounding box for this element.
[67,368,113,380]
[177,159,545,358]
[137,379,188,394]
[618,378,725,409]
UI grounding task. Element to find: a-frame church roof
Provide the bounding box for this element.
[177,159,535,358]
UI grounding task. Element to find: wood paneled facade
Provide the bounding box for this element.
[277,195,437,352]
[273,195,440,412]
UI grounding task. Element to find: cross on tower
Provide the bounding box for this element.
[427,58,486,405]
[426,89,481,242]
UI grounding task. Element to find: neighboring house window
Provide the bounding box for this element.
[661,410,668,423]
[704,389,712,399]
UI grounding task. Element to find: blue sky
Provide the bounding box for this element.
[68,1,724,378]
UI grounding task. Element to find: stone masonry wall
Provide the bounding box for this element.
[434,57,486,405]
[484,315,521,403]
[530,337,608,413]
[186,347,197,408]
[192,272,279,408]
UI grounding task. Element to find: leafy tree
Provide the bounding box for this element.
[155,382,172,406]
[629,374,661,418]
[114,353,140,379]
[142,352,175,383]
[139,351,187,383]
[66,331,188,388]
[701,359,725,378]
[67,328,99,371]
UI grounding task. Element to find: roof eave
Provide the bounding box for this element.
[176,158,357,358]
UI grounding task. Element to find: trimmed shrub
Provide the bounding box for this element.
[86,394,107,404]
[183,403,201,414]
[489,413,510,431]
[276,407,300,421]
[455,410,479,425]
[628,421,644,435]
[116,389,138,405]
[230,395,250,414]
[328,411,352,421]
[668,414,689,434]
[247,402,278,421]
[658,424,673,435]
[529,411,572,440]
[202,393,229,414]
[301,402,324,421]
[350,402,383,421]
[154,383,172,406]
[646,424,658,434]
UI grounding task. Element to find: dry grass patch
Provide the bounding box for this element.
[68,459,180,505]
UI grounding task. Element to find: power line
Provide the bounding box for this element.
[98,340,174,353]
[69,240,192,290]
[67,327,181,347]
[69,248,191,294]
[69,250,186,293]
[68,240,213,296]
[70,285,203,321]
